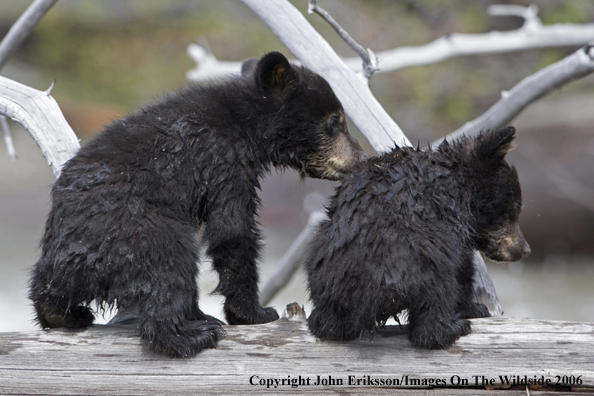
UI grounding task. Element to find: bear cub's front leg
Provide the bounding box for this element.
[207,235,280,325]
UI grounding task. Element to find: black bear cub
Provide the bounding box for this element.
[29,52,365,357]
[305,127,530,349]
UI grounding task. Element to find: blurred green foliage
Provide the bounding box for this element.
[539,2,591,24]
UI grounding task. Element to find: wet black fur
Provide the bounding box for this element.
[305,127,528,349]
[29,52,364,358]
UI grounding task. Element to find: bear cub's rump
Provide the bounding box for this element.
[305,127,530,349]
[29,52,365,357]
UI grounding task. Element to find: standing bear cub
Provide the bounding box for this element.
[29,51,365,357]
[305,127,530,349]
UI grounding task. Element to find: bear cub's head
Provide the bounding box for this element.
[465,126,531,262]
[241,52,366,180]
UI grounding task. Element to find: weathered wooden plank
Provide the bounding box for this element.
[0,316,592,395]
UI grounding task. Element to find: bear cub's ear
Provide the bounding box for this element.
[473,126,516,163]
[253,51,298,101]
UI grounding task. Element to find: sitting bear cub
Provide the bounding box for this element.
[305,127,530,349]
[29,51,365,357]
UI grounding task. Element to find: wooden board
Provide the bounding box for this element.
[1,315,593,395]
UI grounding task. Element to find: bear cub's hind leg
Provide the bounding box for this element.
[29,270,95,329]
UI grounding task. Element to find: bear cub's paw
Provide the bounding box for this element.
[143,321,225,358]
[224,303,279,325]
[409,318,471,350]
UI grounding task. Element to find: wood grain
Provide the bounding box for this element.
[1,316,592,395]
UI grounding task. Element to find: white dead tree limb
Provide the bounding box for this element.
[367,4,594,72]
[0,76,79,177]
[0,0,61,162]
[188,4,594,80]
[186,44,240,81]
[435,43,594,145]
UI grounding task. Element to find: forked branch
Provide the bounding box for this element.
[308,0,379,81]
[189,4,594,79]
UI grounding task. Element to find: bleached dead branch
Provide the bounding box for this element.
[0,76,79,177]
[186,44,240,81]
[188,4,594,80]
[436,44,594,145]
[371,4,594,72]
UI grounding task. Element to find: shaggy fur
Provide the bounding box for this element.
[305,127,530,349]
[29,52,365,358]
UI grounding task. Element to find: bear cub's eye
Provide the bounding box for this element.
[327,114,341,137]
